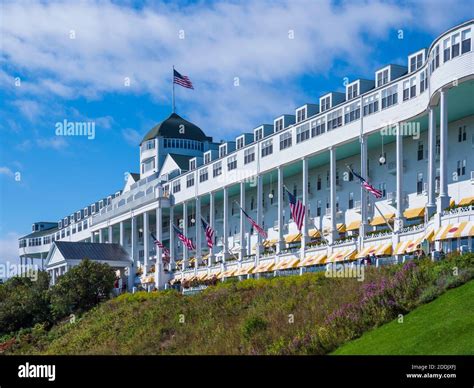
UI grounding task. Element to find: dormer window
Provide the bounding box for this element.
[219,145,227,157]
[76,211,81,221]
[63,217,69,227]
[189,159,196,170]
[204,152,211,164]
[296,108,306,123]
[320,96,331,112]
[254,128,263,141]
[274,118,283,132]
[91,204,96,214]
[84,207,89,217]
[376,69,389,87]
[347,83,358,100]
[58,220,63,229]
[409,52,423,72]
[236,137,244,149]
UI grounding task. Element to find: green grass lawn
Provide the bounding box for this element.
[333,280,474,355]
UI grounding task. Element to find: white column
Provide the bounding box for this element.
[301,157,309,257]
[143,212,149,276]
[155,206,163,288]
[98,229,103,243]
[359,135,368,237]
[169,206,176,270]
[119,221,124,246]
[239,181,246,261]
[108,225,113,243]
[128,215,137,290]
[329,146,337,243]
[90,231,95,243]
[222,186,229,262]
[438,89,450,212]
[195,196,202,266]
[395,123,405,231]
[427,107,437,216]
[209,192,215,266]
[182,202,189,268]
[277,167,284,253]
[256,175,263,265]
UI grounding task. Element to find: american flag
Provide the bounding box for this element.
[285,188,305,231]
[173,225,196,250]
[151,233,170,263]
[173,69,194,89]
[201,218,214,249]
[238,205,267,239]
[349,167,383,199]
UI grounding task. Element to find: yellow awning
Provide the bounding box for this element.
[434,222,471,240]
[403,207,425,219]
[299,253,327,267]
[327,249,357,263]
[394,236,425,255]
[370,213,395,226]
[356,242,392,258]
[346,220,361,231]
[253,261,275,274]
[263,239,278,248]
[221,268,238,278]
[308,229,321,238]
[458,196,474,206]
[337,223,346,233]
[284,233,302,243]
[234,265,255,276]
[275,257,300,270]
[197,273,208,280]
[424,228,435,242]
[450,199,455,207]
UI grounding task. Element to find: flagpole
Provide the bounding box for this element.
[172,65,175,113]
[372,199,395,233]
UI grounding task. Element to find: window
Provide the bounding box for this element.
[376,69,389,87]
[84,207,89,217]
[311,118,326,137]
[344,101,361,124]
[261,139,273,157]
[172,180,181,193]
[348,192,354,209]
[244,147,255,164]
[410,53,423,72]
[58,220,63,229]
[457,160,466,177]
[186,174,194,188]
[296,108,306,123]
[296,123,310,143]
[417,173,423,195]
[316,200,322,217]
[317,175,321,190]
[417,141,424,161]
[431,45,440,72]
[227,155,237,171]
[461,28,471,54]
[279,131,292,150]
[363,94,379,116]
[255,128,263,141]
[381,85,398,109]
[76,211,81,221]
[379,182,387,198]
[204,152,211,164]
[199,168,208,182]
[458,125,467,142]
[443,37,451,62]
[347,165,354,181]
[452,33,460,58]
[143,139,155,150]
[327,109,342,130]
[326,170,330,188]
[213,161,222,177]
[142,157,155,173]
[420,70,428,93]
[275,118,283,132]
[189,159,196,170]
[236,137,244,149]
[219,145,227,158]
[403,77,416,101]
[347,83,358,100]
[320,96,330,112]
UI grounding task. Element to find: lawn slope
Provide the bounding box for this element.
[333,280,474,355]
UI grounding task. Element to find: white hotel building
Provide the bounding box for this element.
[19,20,474,290]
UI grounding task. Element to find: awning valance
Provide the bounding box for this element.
[234,265,255,276]
[327,249,357,263]
[434,222,473,240]
[275,257,300,270]
[394,236,425,255]
[356,242,392,258]
[458,196,474,206]
[346,220,361,231]
[403,207,425,219]
[253,261,275,274]
[370,213,395,226]
[308,229,321,238]
[299,253,327,267]
[284,233,302,243]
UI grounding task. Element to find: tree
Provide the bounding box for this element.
[49,259,116,319]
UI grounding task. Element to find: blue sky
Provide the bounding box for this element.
[0,0,472,264]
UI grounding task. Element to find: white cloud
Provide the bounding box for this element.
[36,137,68,150]
[11,99,42,121]
[0,167,15,178]
[1,0,470,137]
[122,128,143,146]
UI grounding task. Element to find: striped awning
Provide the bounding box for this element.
[370,213,395,226]
[337,223,346,233]
[434,222,474,240]
[263,239,278,248]
[221,268,238,278]
[356,242,393,258]
[458,196,474,206]
[234,265,255,276]
[403,207,425,219]
[275,257,300,270]
[284,233,302,243]
[394,236,425,255]
[299,252,328,267]
[308,229,321,238]
[197,273,208,281]
[253,261,275,274]
[346,220,361,231]
[326,249,357,263]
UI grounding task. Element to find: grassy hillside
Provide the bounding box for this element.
[333,280,474,355]
[4,254,474,355]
